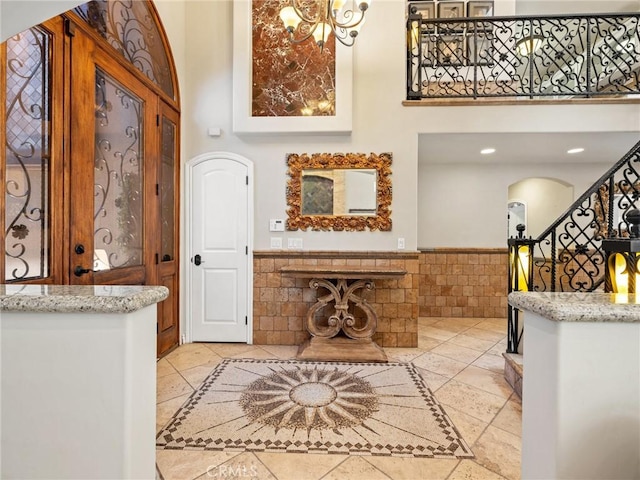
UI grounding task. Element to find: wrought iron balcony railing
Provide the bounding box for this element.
[407,12,640,100]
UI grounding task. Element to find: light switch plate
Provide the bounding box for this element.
[397,237,405,250]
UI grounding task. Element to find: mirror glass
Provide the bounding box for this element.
[301,169,377,216]
[286,152,392,231]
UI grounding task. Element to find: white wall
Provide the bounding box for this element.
[418,162,613,248]
[509,177,574,238]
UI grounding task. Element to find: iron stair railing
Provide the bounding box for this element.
[407,12,640,100]
[507,139,640,353]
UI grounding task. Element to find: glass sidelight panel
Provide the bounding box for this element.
[160,116,175,262]
[4,26,51,281]
[94,68,143,269]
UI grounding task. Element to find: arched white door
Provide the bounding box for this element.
[188,153,253,343]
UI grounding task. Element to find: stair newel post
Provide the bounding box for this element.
[507,224,537,354]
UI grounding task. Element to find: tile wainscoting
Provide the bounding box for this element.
[252,248,508,348]
[253,251,419,348]
[418,248,509,318]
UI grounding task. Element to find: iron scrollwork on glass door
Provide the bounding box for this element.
[4,26,52,281]
[94,68,143,269]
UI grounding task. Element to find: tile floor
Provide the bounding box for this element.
[156,317,521,480]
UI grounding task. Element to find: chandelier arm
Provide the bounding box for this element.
[330,8,365,30]
[282,0,368,48]
[289,0,321,25]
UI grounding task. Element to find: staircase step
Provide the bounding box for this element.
[503,352,523,399]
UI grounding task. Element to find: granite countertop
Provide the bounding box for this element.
[508,291,640,323]
[0,285,169,314]
[280,264,407,279]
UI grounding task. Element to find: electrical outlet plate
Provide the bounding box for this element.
[397,237,405,249]
[270,237,283,249]
[287,238,303,249]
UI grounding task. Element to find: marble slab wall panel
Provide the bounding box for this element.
[252,0,336,117]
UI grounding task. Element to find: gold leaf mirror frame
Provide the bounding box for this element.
[286,152,392,231]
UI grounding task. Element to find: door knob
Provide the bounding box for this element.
[193,254,204,266]
[74,244,85,254]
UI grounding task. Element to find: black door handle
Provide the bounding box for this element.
[193,254,203,266]
[74,266,92,277]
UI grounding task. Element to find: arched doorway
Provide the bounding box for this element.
[186,152,254,344]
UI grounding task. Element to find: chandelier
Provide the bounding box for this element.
[279,0,371,49]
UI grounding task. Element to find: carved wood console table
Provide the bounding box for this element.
[280,264,407,362]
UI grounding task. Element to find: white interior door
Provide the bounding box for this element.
[191,156,250,342]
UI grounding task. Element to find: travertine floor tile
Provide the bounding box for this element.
[157,372,193,403]
[488,341,509,356]
[472,352,506,374]
[412,351,468,377]
[255,452,346,480]
[165,343,223,371]
[204,343,260,358]
[229,346,281,359]
[363,456,459,480]
[385,347,424,362]
[435,380,507,424]
[321,456,391,480]
[447,334,496,352]
[430,343,484,364]
[180,359,223,389]
[491,398,522,437]
[430,320,472,334]
[259,344,299,359]
[454,365,514,399]
[418,317,441,326]
[156,449,241,480]
[472,425,522,480]
[157,358,177,378]
[157,393,191,433]
[193,452,276,480]
[463,328,506,342]
[442,317,484,327]
[441,404,489,446]
[415,366,450,391]
[419,326,459,342]
[448,459,508,480]
[417,335,442,351]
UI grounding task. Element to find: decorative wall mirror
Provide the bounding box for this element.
[286,152,392,231]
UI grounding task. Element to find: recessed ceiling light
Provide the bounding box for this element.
[480,148,496,155]
[567,147,585,154]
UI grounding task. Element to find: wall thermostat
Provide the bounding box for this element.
[269,219,285,232]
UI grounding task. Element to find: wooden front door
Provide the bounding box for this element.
[67,26,180,354]
[69,30,156,287]
[2,3,181,356]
